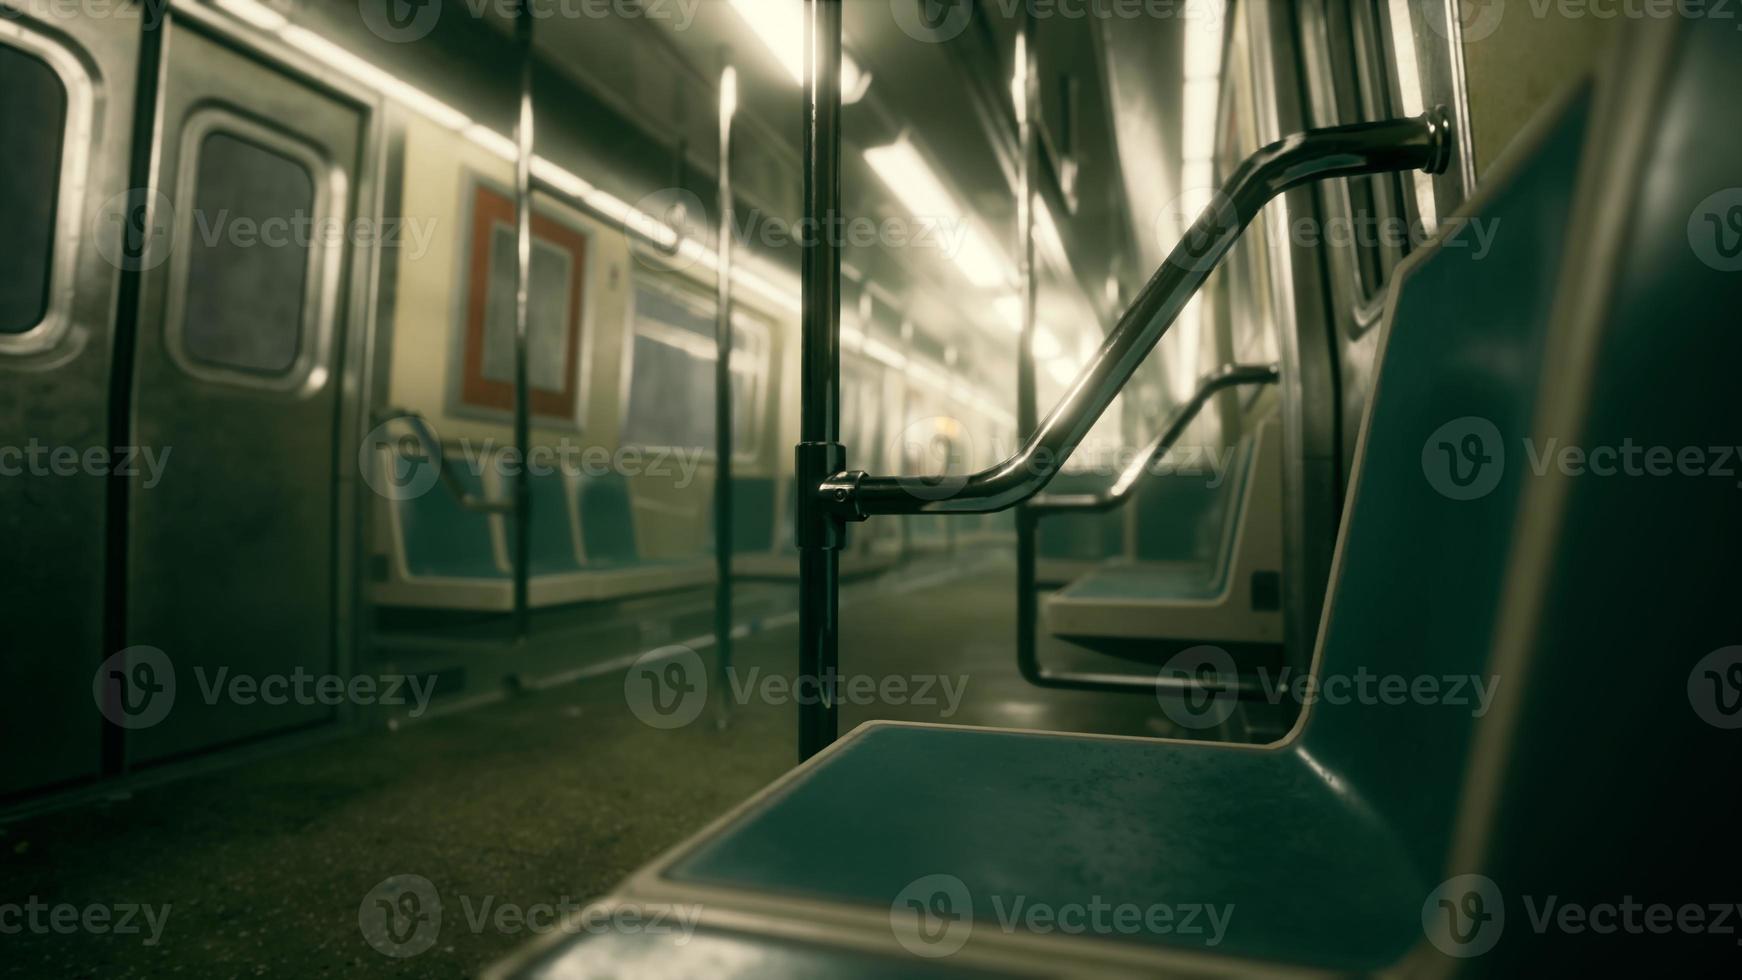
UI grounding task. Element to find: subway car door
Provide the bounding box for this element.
[0,7,139,798]
[125,18,364,763]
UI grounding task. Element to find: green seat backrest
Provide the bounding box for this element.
[1035,471,1127,562]
[577,470,639,566]
[1133,434,1255,565]
[731,476,777,554]
[501,467,582,575]
[394,449,505,579]
[1475,22,1742,970]
[1300,87,1593,878]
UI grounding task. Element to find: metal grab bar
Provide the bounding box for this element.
[377,408,514,515]
[1027,362,1279,515]
[819,108,1452,520]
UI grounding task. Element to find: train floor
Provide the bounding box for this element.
[1,554,1194,979]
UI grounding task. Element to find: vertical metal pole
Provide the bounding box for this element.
[1014,12,1041,682]
[714,61,738,728]
[511,2,535,642]
[797,0,844,761]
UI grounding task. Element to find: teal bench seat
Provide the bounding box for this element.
[1042,416,1281,653]
[374,457,712,610]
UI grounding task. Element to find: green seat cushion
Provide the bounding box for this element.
[1053,562,1226,602]
[667,724,1424,970]
[397,454,505,579]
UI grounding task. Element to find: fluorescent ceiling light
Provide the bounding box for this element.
[1182,0,1225,80]
[720,65,738,121]
[864,136,1013,289]
[215,0,287,32]
[463,124,519,162]
[1181,78,1220,161]
[728,0,870,103]
[1033,327,1061,362]
[1034,197,1066,259]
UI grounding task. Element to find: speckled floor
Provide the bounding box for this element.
[0,562,1188,978]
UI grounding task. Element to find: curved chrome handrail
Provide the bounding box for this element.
[1026,362,1280,515]
[822,108,1453,518]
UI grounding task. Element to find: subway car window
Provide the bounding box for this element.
[1302,0,1413,308]
[7,2,1730,976]
[179,131,314,374]
[0,44,67,335]
[622,280,766,457]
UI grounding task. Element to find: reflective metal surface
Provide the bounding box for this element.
[1028,363,1279,515]
[826,108,1453,518]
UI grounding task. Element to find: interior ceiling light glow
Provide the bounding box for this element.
[728,0,869,103]
[864,136,1013,289]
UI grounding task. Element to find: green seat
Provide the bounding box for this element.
[1034,472,1127,563]
[394,450,506,580]
[1052,562,1226,603]
[729,476,778,554]
[1132,437,1251,564]
[576,470,640,567]
[500,468,583,575]
[1049,433,1258,604]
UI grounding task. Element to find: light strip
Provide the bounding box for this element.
[863,136,1013,289]
[727,0,869,103]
